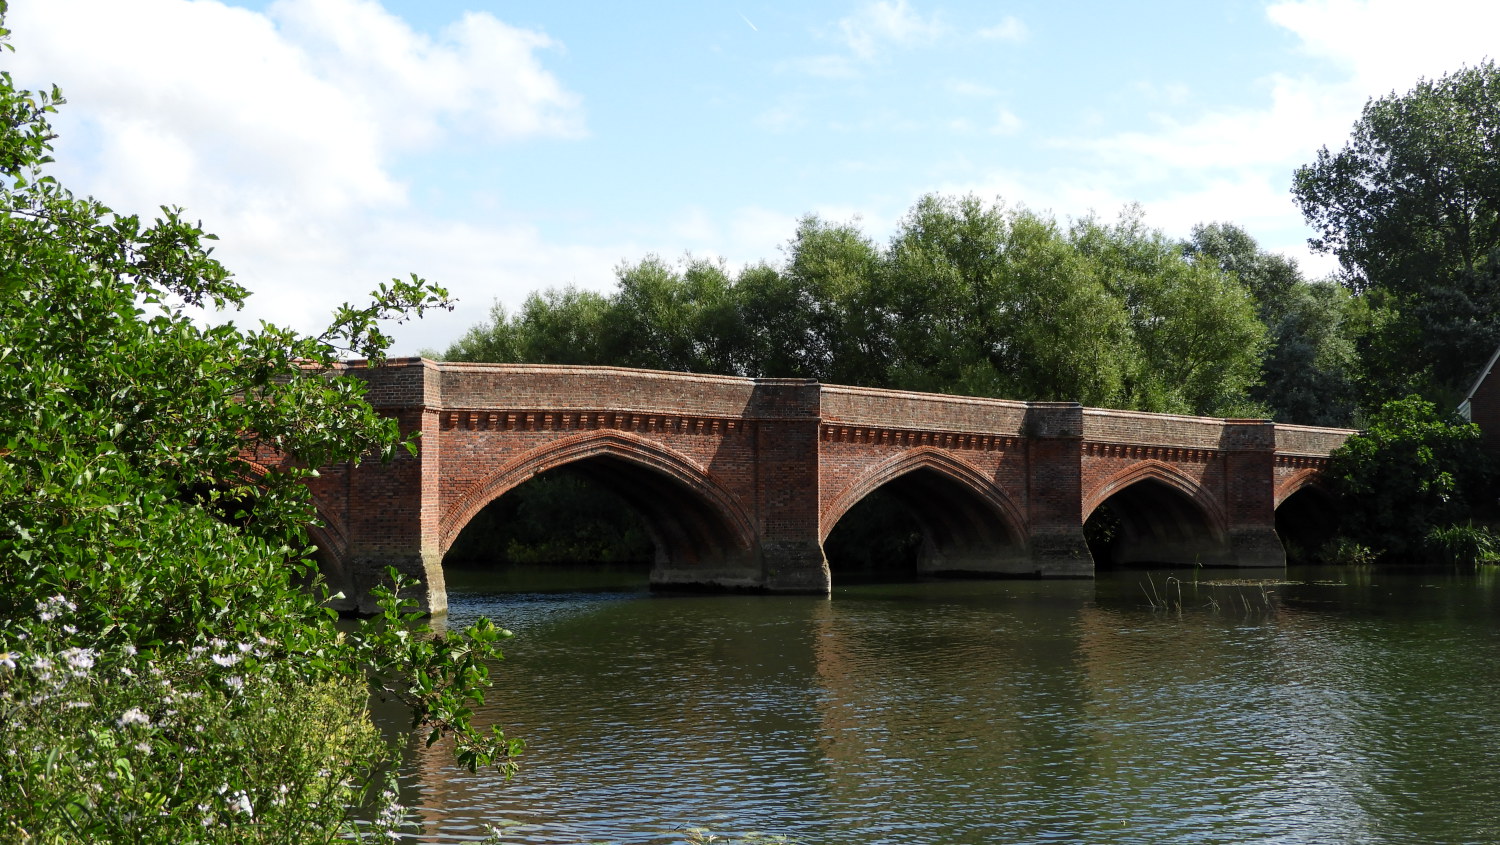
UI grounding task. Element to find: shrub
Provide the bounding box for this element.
[1327,395,1494,561]
[0,6,518,840]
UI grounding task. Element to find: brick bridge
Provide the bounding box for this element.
[292,359,1353,613]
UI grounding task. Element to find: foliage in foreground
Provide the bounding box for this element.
[1328,396,1496,562]
[0,6,518,840]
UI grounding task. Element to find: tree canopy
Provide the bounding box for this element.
[447,195,1270,418]
[1328,396,1495,562]
[1294,61,1500,400]
[1184,222,1364,427]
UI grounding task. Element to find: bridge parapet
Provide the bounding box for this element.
[433,362,771,418]
[821,384,1028,435]
[1274,423,1356,456]
[337,356,439,408]
[1082,407,1229,449]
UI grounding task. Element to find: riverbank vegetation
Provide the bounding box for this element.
[0,7,518,840]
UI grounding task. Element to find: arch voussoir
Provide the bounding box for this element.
[1275,467,1331,508]
[820,447,1029,579]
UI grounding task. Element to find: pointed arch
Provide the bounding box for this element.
[1275,467,1331,507]
[1084,459,1226,535]
[1084,459,1233,567]
[821,447,1027,544]
[439,429,758,560]
[1275,470,1339,562]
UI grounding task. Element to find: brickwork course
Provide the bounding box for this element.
[298,359,1355,613]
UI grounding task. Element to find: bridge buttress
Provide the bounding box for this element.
[746,380,830,594]
[1221,420,1286,568]
[336,360,448,614]
[1023,403,1094,577]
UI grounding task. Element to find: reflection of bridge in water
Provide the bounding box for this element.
[277,359,1352,613]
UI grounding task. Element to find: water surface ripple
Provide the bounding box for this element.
[393,570,1500,844]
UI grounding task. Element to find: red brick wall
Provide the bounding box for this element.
[313,361,1354,608]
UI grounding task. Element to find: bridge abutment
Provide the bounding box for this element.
[336,367,450,614]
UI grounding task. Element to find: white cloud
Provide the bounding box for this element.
[947,79,1001,97]
[990,108,1023,136]
[1268,0,1500,95]
[976,16,1027,42]
[776,53,861,79]
[997,0,1500,280]
[837,0,946,60]
[268,0,583,146]
[6,0,586,353]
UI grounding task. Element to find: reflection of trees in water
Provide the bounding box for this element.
[445,469,653,567]
[390,576,1500,842]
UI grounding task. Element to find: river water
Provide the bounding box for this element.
[392,567,1500,844]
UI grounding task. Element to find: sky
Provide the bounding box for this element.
[7,0,1499,355]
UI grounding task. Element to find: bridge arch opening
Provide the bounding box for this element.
[1275,485,1339,563]
[1085,477,1228,568]
[444,465,655,592]
[823,465,1028,582]
[442,435,761,593]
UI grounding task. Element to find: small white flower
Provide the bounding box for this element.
[0,651,15,671]
[224,675,244,692]
[134,742,151,754]
[36,595,75,622]
[60,647,95,675]
[118,708,151,727]
[211,653,240,668]
[122,644,137,656]
[227,790,253,817]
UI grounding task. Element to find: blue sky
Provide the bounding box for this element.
[8,0,1498,353]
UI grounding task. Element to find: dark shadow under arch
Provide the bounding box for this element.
[1275,485,1339,563]
[1086,477,1231,568]
[824,460,1029,581]
[442,432,761,590]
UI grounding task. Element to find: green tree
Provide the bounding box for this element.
[1328,396,1494,560]
[876,195,1135,405]
[1071,209,1267,415]
[443,194,1270,417]
[444,287,614,365]
[602,255,743,374]
[0,9,517,839]
[1184,222,1362,425]
[735,215,885,383]
[1293,61,1500,399]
